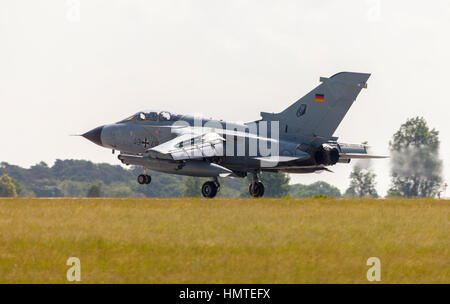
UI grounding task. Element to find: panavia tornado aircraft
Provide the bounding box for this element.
[82,72,386,198]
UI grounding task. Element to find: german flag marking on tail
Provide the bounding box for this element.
[315,94,324,102]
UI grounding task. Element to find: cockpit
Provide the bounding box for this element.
[120,110,182,123]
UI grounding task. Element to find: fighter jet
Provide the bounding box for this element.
[82,72,386,198]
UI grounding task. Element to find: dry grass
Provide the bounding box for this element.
[0,197,448,283]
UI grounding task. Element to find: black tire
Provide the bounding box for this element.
[249,182,265,198]
[137,174,146,185]
[257,182,265,197]
[202,181,218,198]
[145,175,152,184]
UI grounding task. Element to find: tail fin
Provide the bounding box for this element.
[260,72,370,139]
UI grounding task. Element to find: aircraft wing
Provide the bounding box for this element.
[146,132,225,160]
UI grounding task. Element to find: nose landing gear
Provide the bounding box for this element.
[137,167,151,185]
[137,174,151,185]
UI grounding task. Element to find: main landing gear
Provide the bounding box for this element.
[201,178,220,198]
[249,172,265,198]
[200,173,265,199]
[137,174,151,185]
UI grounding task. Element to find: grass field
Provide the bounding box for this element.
[0,197,448,283]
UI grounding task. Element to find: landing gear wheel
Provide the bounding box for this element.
[249,182,265,198]
[138,174,146,184]
[201,181,218,198]
[138,174,151,185]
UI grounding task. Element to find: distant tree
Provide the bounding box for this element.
[0,174,18,197]
[10,178,23,196]
[345,166,378,198]
[59,180,85,197]
[104,182,133,198]
[29,161,53,180]
[260,172,290,197]
[182,177,204,197]
[289,181,341,198]
[32,179,63,197]
[216,177,243,198]
[131,167,184,197]
[87,184,101,197]
[388,117,442,197]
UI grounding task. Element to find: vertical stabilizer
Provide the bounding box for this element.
[260,72,370,139]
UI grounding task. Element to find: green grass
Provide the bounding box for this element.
[0,198,448,283]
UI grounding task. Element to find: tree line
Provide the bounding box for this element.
[0,160,340,198]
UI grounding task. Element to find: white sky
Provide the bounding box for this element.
[1,0,449,196]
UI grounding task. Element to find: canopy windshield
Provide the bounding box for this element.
[120,110,182,123]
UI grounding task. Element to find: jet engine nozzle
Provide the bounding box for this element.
[314,144,339,166]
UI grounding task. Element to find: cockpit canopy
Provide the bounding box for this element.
[120,110,182,123]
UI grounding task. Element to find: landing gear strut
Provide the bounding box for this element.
[201,178,220,198]
[137,174,151,185]
[249,172,265,198]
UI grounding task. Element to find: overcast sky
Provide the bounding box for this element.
[1,0,449,196]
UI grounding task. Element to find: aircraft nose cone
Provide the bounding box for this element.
[82,125,104,146]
